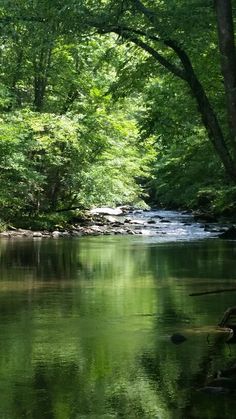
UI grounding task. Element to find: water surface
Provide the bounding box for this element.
[0,232,236,418]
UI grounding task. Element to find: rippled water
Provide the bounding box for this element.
[0,215,236,418]
[126,209,220,241]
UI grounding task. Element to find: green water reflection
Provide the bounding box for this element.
[0,237,236,418]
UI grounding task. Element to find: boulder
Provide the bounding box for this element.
[124,218,132,223]
[220,226,236,240]
[104,215,118,223]
[193,212,217,223]
[112,222,124,228]
[52,231,61,238]
[170,333,186,345]
[90,207,123,216]
[130,220,145,225]
[70,230,83,237]
[90,225,103,233]
[33,232,43,238]
[118,205,133,214]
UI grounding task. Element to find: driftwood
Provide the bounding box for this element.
[189,288,236,297]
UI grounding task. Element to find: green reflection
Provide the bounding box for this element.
[0,237,236,418]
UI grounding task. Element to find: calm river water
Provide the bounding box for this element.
[1,216,236,418]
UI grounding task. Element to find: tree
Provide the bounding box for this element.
[2,1,236,181]
[215,0,236,160]
[77,0,236,182]
[0,1,154,223]
[2,0,236,217]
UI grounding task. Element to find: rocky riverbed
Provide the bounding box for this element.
[0,207,233,241]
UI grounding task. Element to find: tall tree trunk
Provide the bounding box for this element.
[215,0,236,157]
[33,44,52,111]
[12,48,23,106]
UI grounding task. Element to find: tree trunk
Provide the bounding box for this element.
[215,0,236,157]
[33,45,52,111]
[96,1,236,181]
[113,27,236,181]
[12,48,23,106]
[166,40,236,181]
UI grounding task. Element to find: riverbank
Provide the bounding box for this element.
[0,218,136,238]
[0,208,152,238]
[0,207,233,241]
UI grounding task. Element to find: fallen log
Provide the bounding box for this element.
[189,288,236,297]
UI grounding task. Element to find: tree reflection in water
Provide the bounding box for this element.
[0,237,235,417]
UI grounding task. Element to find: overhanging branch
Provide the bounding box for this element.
[131,0,157,24]
[98,25,187,80]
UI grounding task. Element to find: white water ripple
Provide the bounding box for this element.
[127,210,221,242]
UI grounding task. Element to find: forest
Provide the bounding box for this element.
[1,0,236,230]
[2,3,236,418]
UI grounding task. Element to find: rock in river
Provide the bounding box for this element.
[170,333,187,344]
[220,226,236,240]
[90,207,123,216]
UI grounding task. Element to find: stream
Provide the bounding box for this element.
[120,209,221,240]
[0,210,236,418]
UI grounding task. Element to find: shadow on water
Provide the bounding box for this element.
[0,238,84,280]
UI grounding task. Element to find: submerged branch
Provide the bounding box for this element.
[190,288,236,296]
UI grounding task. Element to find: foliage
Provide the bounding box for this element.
[1,0,236,227]
[0,8,155,226]
[0,106,152,225]
[138,74,229,212]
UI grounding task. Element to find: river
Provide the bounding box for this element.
[0,210,236,418]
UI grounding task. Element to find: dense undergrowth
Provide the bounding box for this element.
[1,0,236,230]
